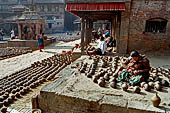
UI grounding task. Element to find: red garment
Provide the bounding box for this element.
[39,45,44,49]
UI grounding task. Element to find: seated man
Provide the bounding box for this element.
[106,36,116,47]
[118,51,151,86]
[87,36,107,56]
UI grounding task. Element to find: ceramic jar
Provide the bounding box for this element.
[151,93,161,107]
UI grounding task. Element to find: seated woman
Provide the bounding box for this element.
[118,51,151,86]
[87,36,107,56]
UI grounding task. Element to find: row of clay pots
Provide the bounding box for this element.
[55,36,80,42]
[0,48,32,60]
[0,54,73,109]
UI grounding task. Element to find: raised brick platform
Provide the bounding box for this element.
[37,56,170,113]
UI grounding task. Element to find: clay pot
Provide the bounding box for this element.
[11,89,16,94]
[3,93,8,100]
[109,57,113,62]
[16,88,20,92]
[104,74,110,81]
[110,82,116,89]
[8,97,13,103]
[1,106,7,113]
[0,96,4,102]
[109,77,116,83]
[3,99,9,107]
[98,79,105,87]
[144,84,151,91]
[151,92,161,107]
[148,82,154,88]
[154,81,161,85]
[0,102,3,107]
[161,80,169,87]
[16,92,20,98]
[92,76,98,83]
[26,86,30,92]
[154,84,162,91]
[11,94,15,100]
[20,89,25,95]
[140,82,146,88]
[134,86,141,93]
[80,68,85,73]
[121,83,128,91]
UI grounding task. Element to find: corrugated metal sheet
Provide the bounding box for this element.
[66,3,125,11]
[66,0,125,3]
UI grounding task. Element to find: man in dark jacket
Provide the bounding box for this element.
[118,51,151,86]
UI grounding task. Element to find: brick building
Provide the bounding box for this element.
[66,0,170,54]
[0,0,65,34]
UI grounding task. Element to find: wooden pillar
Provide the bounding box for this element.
[89,20,93,43]
[84,19,88,47]
[111,17,114,38]
[18,23,22,39]
[36,24,40,35]
[116,12,121,53]
[86,19,91,45]
[81,18,85,54]
[42,23,45,33]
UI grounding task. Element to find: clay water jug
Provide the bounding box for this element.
[151,92,161,107]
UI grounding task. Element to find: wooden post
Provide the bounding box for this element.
[36,24,40,35]
[89,20,93,43]
[81,18,85,54]
[116,12,121,53]
[86,19,91,45]
[111,17,115,38]
[18,23,22,39]
[84,19,88,47]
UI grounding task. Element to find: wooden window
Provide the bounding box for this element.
[145,18,167,33]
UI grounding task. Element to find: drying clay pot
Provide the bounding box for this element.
[134,86,141,93]
[1,106,7,113]
[104,74,110,81]
[144,84,151,91]
[154,83,162,91]
[148,82,154,88]
[140,82,146,88]
[161,80,169,87]
[98,79,105,87]
[110,82,116,89]
[92,76,98,83]
[0,102,3,107]
[121,83,128,91]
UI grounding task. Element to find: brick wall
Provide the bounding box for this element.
[0,42,7,48]
[128,0,170,52]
